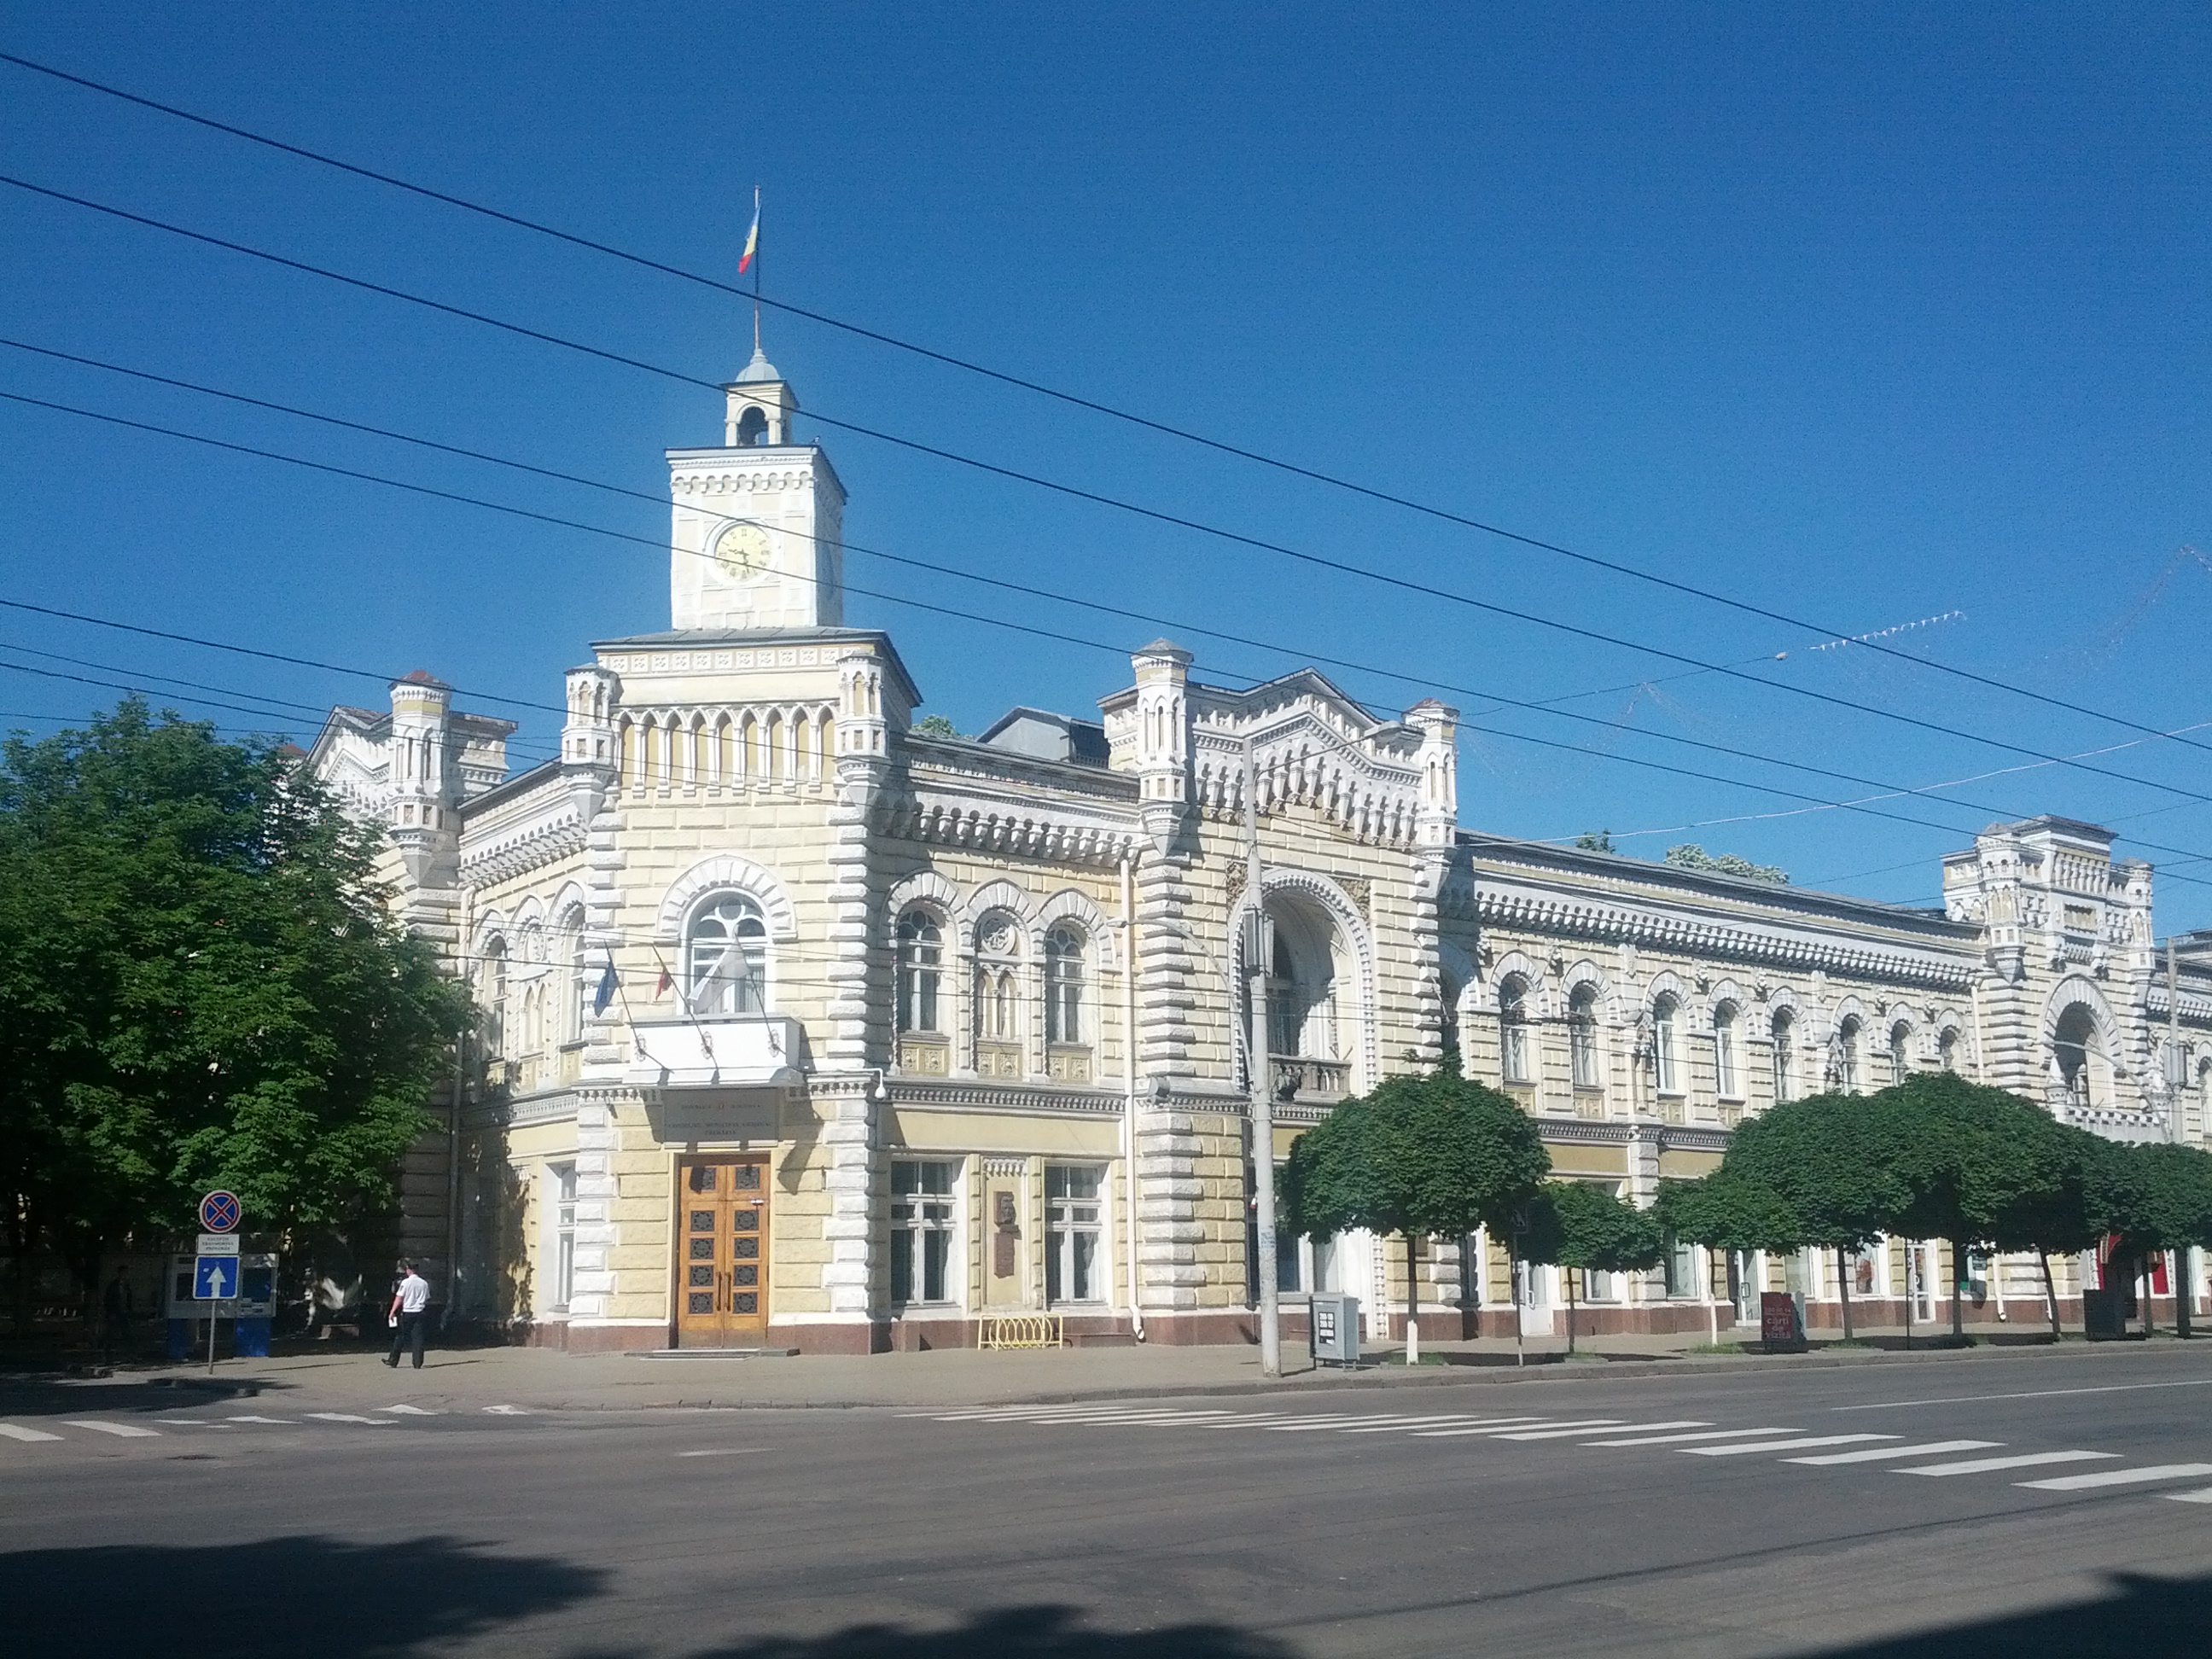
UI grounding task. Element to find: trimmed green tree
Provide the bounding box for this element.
[2100,1141,2212,1338]
[1282,1068,1551,1364]
[1718,1093,1910,1341]
[1874,1073,2089,1342]
[1652,1167,1804,1342]
[1517,1180,1664,1355]
[1,701,471,1329]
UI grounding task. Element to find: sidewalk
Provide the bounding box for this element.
[16,1323,2200,1416]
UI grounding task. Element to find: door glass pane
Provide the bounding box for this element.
[734,1265,758,1286]
[1073,1231,1097,1301]
[734,1292,758,1314]
[688,1292,713,1314]
[735,1237,759,1259]
[690,1165,717,1193]
[733,1162,760,1189]
[732,1209,760,1232]
[688,1265,713,1288]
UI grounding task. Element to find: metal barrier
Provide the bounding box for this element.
[979,1313,1065,1350]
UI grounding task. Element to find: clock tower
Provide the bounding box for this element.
[667,345,847,632]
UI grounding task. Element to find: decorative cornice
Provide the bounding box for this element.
[460,812,586,888]
[886,1078,1127,1116]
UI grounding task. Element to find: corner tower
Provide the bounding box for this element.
[667,346,847,632]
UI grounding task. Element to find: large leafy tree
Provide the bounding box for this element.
[0,701,469,1327]
[1282,1068,1551,1362]
[2098,1141,2212,1338]
[1516,1179,1663,1355]
[1719,1092,1912,1340]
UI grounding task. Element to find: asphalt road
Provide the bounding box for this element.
[8,1347,2212,1658]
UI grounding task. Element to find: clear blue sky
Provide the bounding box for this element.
[3,5,2209,923]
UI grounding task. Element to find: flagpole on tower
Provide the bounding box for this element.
[744,184,762,354]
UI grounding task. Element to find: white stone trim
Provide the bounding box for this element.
[1036,886,1121,973]
[654,852,799,941]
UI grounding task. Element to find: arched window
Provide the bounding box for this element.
[975,911,1023,1060]
[482,937,509,1057]
[1045,925,1086,1045]
[1652,995,1680,1095]
[1714,1002,1740,1099]
[1938,1027,1959,1073]
[2052,1004,2104,1109]
[1569,985,1601,1092]
[686,894,767,1015]
[559,909,588,1045]
[1773,1010,1796,1103]
[1889,1021,1914,1086]
[1266,932,1301,1057]
[895,911,943,1034]
[1837,1016,1862,1093]
[1499,976,1531,1085]
[736,404,768,445]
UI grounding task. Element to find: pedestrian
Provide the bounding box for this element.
[382,1259,430,1370]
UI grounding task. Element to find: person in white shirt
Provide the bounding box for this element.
[383,1260,431,1370]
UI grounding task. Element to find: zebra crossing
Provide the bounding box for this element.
[0,1402,537,1453]
[901,1401,2212,1505]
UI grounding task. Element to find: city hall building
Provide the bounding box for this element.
[311,347,2212,1352]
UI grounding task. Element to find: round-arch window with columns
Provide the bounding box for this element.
[1650,993,1682,1095]
[685,894,768,1016]
[1772,1007,1797,1103]
[1889,1020,1914,1086]
[895,908,945,1035]
[1714,1000,1742,1100]
[974,910,1026,1076]
[1569,984,1603,1093]
[1498,975,1533,1085]
[1045,923,1087,1046]
[2052,1003,2110,1109]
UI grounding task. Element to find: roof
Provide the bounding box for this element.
[733,346,783,385]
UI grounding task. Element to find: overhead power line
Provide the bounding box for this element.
[1,49,2198,770]
[3,172,2207,808]
[21,381,2212,892]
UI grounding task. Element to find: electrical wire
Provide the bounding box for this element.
[24,385,2212,894]
[4,170,2208,806]
[1,48,2198,768]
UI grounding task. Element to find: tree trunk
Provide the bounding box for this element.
[2141,1254,2155,1339]
[1904,1245,1913,1352]
[1510,1246,1525,1368]
[2180,1249,2196,1342]
[1949,1240,1966,1342]
[1837,1245,1854,1342]
[1404,1232,1421,1367]
[2039,1247,2060,1340]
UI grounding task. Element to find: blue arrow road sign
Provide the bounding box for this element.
[194,1256,238,1300]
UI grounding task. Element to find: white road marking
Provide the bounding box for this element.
[1494,1420,1710,1442]
[1586,1428,1801,1447]
[1263,1414,1452,1433]
[2164,1487,2212,1504]
[154,1418,235,1427]
[1898,1450,2117,1477]
[1413,1418,1621,1439]
[2018,1463,2212,1492]
[1835,1378,2212,1412]
[1785,1440,2003,1466]
[1685,1435,1897,1457]
[224,1415,296,1424]
[305,1412,393,1426]
[1033,1412,1240,1425]
[379,1404,437,1416]
[0,1423,64,1442]
[61,1419,160,1438]
[1337,1416,1546,1434]
[677,1448,765,1458]
[482,1405,532,1415]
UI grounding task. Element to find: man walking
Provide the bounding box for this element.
[383,1259,430,1370]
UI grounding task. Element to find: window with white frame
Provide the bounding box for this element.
[1499,976,1532,1084]
[1773,1010,1796,1103]
[550,1162,578,1313]
[1714,1001,1741,1099]
[1044,924,1086,1045]
[1045,1164,1104,1304]
[686,894,768,1015]
[889,1160,958,1304]
[975,911,1023,1044]
[1662,1234,1697,1299]
[482,937,509,1057]
[1569,985,1602,1091]
[1652,995,1681,1094]
[895,910,944,1033]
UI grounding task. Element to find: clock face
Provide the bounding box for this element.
[713,522,771,582]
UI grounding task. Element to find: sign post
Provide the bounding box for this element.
[195,1191,242,1374]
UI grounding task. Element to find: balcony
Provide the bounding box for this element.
[1271,1054,1350,1103]
[624,1016,807,1087]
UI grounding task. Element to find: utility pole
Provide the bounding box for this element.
[1243,737,1281,1378]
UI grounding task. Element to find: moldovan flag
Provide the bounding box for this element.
[739,193,760,275]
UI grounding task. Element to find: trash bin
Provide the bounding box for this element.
[1309,1292,1362,1366]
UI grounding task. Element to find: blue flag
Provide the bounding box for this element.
[592,958,618,1016]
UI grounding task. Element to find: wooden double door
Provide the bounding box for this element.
[675,1155,771,1347]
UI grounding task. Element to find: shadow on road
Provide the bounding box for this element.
[0,1534,606,1659]
[587,1607,1296,1659]
[1797,1569,2212,1659]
